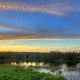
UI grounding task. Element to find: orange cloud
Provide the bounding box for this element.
[0,2,67,15]
[0,1,80,16]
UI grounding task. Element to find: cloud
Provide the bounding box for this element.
[0,23,80,40]
[62,15,73,18]
[0,1,77,16]
[0,27,80,40]
[31,27,80,39]
[0,1,79,17]
[0,24,32,35]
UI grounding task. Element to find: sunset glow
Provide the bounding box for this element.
[0,0,80,53]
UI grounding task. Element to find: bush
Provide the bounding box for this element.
[53,69,55,72]
[58,70,62,75]
[43,78,50,80]
[57,76,67,80]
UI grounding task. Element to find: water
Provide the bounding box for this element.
[5,62,80,80]
[33,64,80,80]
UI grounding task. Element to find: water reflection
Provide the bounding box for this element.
[4,62,80,80]
[33,63,80,80]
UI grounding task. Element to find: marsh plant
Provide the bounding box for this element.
[58,70,62,75]
[53,69,55,72]
[45,66,51,70]
[67,67,75,71]
[56,70,62,75]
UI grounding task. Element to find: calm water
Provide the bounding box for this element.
[34,63,80,80]
[4,62,80,80]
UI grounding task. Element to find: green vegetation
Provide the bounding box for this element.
[58,70,62,75]
[53,69,55,72]
[0,64,67,80]
[48,66,61,72]
[0,51,80,80]
[44,66,51,70]
[67,67,76,71]
[53,66,61,71]
[0,51,80,67]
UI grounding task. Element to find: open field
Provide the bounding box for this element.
[0,63,67,80]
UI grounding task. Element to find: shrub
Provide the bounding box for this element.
[58,70,62,75]
[53,69,55,72]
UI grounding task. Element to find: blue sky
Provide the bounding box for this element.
[0,0,80,52]
[0,0,80,40]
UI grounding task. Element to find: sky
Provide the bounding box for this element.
[0,0,80,53]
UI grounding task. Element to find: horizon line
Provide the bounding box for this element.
[0,38,80,41]
[0,50,80,53]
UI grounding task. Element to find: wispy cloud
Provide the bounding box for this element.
[0,25,80,40]
[0,24,32,35]
[0,2,79,16]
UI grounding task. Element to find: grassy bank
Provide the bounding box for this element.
[0,64,67,80]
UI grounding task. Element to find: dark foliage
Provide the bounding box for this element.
[0,51,80,66]
[26,54,29,58]
[63,53,79,67]
[43,78,50,80]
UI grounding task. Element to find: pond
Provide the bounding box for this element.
[3,62,80,80]
[33,63,80,80]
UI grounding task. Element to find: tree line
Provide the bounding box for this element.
[0,51,80,67]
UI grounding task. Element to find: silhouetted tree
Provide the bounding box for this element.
[29,55,36,62]
[0,54,7,64]
[26,54,29,58]
[64,53,78,67]
[15,53,25,63]
[34,54,42,62]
